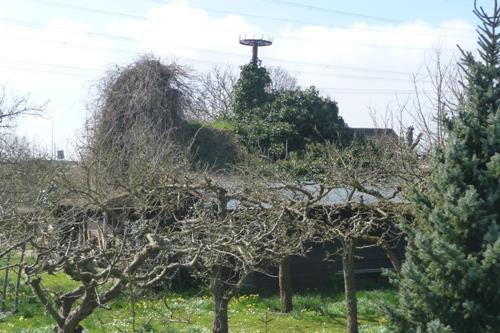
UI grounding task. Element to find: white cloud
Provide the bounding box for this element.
[0,0,478,155]
[106,1,260,66]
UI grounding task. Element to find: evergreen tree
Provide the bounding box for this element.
[386,2,500,332]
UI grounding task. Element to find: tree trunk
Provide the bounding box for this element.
[55,324,83,333]
[343,240,358,333]
[279,256,293,313]
[382,246,401,274]
[212,291,229,333]
[211,265,232,333]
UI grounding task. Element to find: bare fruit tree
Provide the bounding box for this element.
[8,53,207,331]
[20,129,204,333]
[304,138,415,333]
[178,166,316,333]
[0,86,46,314]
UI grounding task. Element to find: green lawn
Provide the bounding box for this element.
[0,266,394,333]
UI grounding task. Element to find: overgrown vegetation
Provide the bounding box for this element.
[91,55,238,172]
[232,63,350,158]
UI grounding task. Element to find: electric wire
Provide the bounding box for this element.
[0,18,450,78]
[25,0,476,37]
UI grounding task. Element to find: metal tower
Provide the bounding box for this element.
[239,34,272,64]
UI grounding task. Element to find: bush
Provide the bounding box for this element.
[177,122,239,171]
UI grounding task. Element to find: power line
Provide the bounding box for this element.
[0,17,448,77]
[321,90,425,95]
[26,0,147,20]
[2,11,467,54]
[286,69,431,83]
[26,0,476,38]
[0,56,431,84]
[198,7,473,38]
[0,64,97,78]
[441,0,470,6]
[153,0,475,34]
[261,0,474,32]
[1,16,467,56]
[0,64,425,95]
[0,58,104,73]
[260,0,408,23]
[0,35,238,68]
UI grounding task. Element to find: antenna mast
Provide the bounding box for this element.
[239,34,273,64]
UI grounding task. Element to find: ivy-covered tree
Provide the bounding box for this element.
[232,62,348,157]
[233,62,271,118]
[385,2,500,332]
[235,85,348,158]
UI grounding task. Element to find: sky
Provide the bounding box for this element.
[0,0,483,158]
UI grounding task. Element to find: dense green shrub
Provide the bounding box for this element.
[233,63,349,158]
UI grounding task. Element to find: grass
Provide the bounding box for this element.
[0,267,395,333]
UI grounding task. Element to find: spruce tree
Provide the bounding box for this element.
[386,2,500,332]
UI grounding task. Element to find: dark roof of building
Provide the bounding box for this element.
[351,128,398,139]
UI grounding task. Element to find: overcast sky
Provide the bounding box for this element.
[0,0,482,157]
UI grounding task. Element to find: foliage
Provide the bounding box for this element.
[277,139,392,179]
[210,119,237,132]
[385,2,500,332]
[236,86,349,158]
[232,63,271,117]
[231,62,349,158]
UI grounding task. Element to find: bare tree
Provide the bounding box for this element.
[410,50,463,150]
[0,86,48,314]
[18,128,203,333]
[1,85,47,210]
[0,84,44,131]
[175,164,316,333]
[302,138,415,333]
[88,55,191,167]
[370,49,463,153]
[190,66,238,121]
[268,66,299,92]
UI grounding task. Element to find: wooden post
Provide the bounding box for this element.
[13,243,26,313]
[1,250,11,312]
